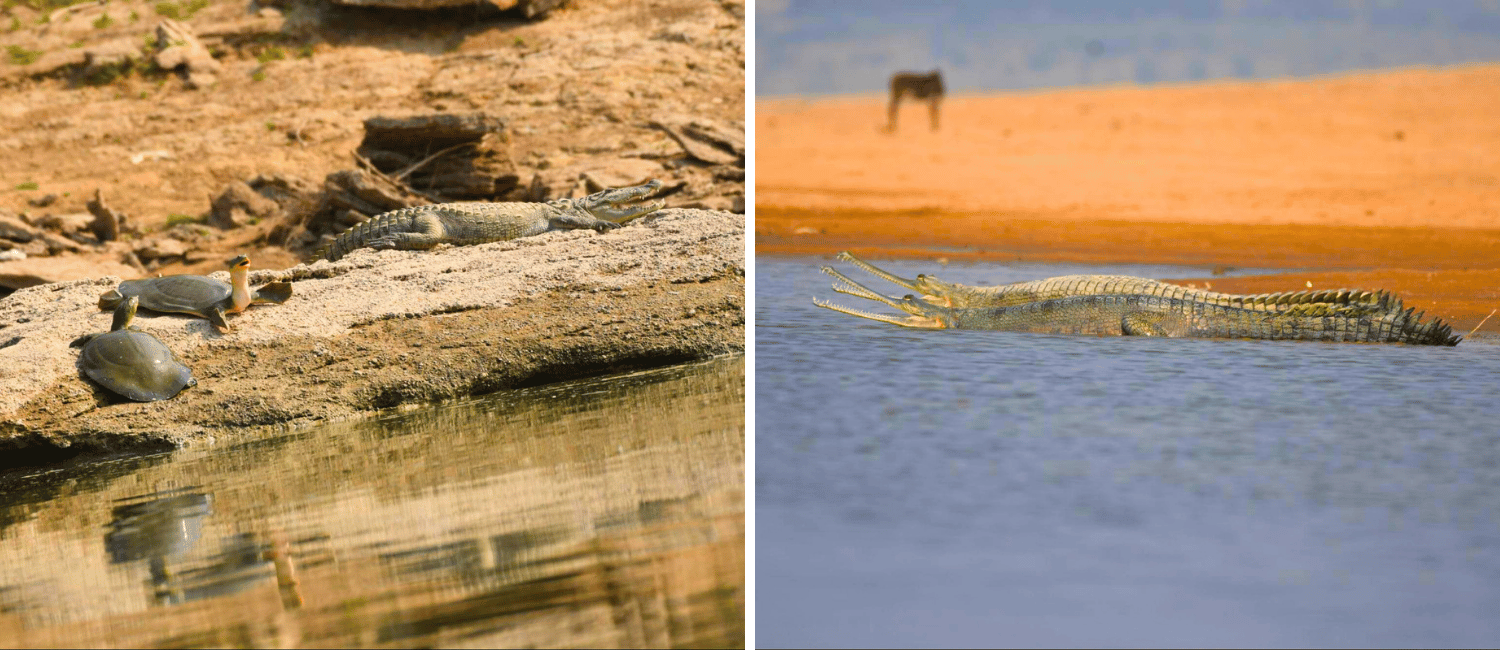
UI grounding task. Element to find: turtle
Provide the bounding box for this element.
[71,295,197,402]
[98,255,293,331]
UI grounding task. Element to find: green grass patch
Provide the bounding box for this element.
[153,0,210,20]
[166,213,202,227]
[14,181,38,191]
[92,11,113,28]
[6,44,42,65]
[251,69,265,82]
[255,46,285,64]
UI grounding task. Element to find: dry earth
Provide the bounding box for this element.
[1,0,744,281]
[757,65,1500,337]
[0,208,743,466]
[0,0,746,466]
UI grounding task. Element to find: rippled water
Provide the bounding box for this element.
[757,256,1500,648]
[0,356,744,648]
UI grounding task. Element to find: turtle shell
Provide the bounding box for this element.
[101,275,232,318]
[79,329,196,401]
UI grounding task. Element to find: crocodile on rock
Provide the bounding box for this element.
[815,252,1461,346]
[313,180,665,262]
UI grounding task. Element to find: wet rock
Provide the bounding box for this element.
[154,19,221,89]
[210,181,282,229]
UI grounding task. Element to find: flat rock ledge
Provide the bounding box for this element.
[0,209,744,468]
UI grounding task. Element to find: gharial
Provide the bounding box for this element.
[71,296,197,402]
[814,252,1461,346]
[312,179,666,262]
[99,255,293,332]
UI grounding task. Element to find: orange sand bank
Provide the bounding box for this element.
[756,65,1500,336]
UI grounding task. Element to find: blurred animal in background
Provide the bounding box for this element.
[885,70,945,133]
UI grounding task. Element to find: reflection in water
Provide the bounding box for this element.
[0,356,744,648]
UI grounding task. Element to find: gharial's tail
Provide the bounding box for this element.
[812,261,946,329]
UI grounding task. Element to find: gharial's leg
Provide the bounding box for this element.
[549,212,622,233]
[927,97,941,131]
[367,213,447,251]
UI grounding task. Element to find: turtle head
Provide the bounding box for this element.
[98,288,126,311]
[226,255,253,311]
[111,295,139,332]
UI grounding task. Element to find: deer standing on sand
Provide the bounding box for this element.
[885,70,945,133]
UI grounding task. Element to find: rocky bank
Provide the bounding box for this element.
[0,207,744,467]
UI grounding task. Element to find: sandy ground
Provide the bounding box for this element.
[1,0,744,280]
[756,65,1500,336]
[0,208,744,466]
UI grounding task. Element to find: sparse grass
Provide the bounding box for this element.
[92,11,112,28]
[256,46,285,64]
[7,17,20,32]
[153,0,209,20]
[14,181,38,191]
[251,69,265,82]
[69,40,84,48]
[166,213,202,227]
[5,44,41,65]
[265,121,277,131]
[513,36,525,47]
[296,44,314,59]
[128,9,138,22]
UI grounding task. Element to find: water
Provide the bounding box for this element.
[0,356,744,648]
[756,256,1500,648]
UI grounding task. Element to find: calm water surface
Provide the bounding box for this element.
[757,256,1500,648]
[0,356,744,648]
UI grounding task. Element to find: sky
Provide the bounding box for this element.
[756,0,1500,95]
